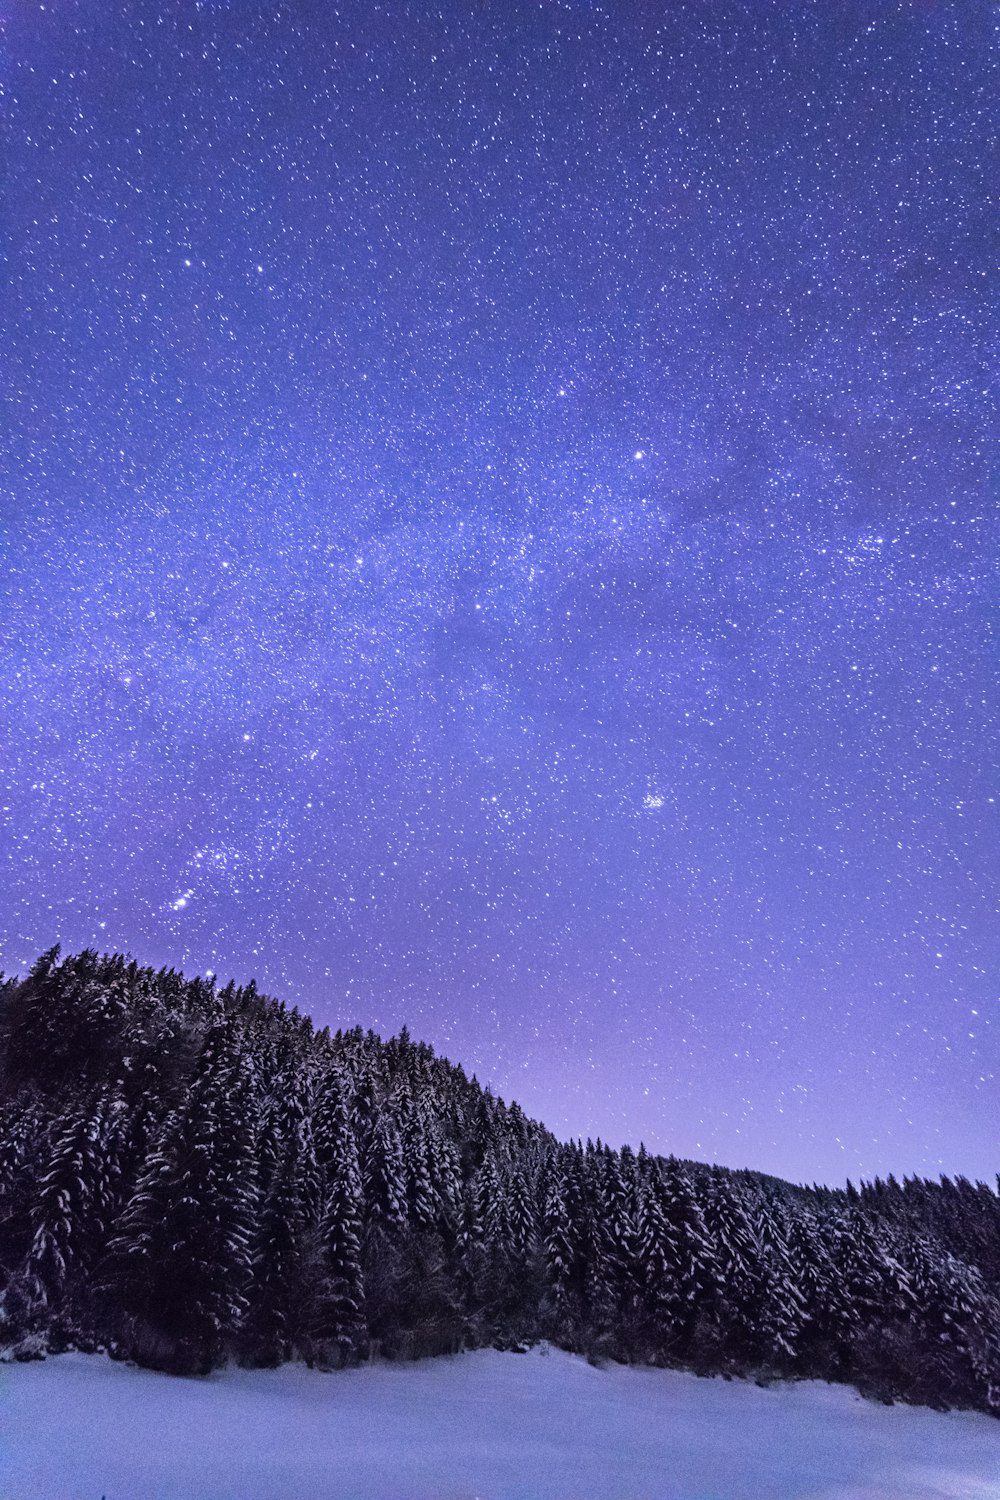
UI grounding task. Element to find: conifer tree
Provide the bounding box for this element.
[105,1067,254,1372]
[25,1097,107,1339]
[541,1167,576,1340]
[313,1084,367,1365]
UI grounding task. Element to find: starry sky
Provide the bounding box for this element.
[2,0,997,1187]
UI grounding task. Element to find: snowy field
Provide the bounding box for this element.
[1,1345,998,1500]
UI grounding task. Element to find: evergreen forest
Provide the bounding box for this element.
[1,948,997,1416]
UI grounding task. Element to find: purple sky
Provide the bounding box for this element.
[2,0,996,1186]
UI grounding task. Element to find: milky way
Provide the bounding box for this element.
[2,1,997,1185]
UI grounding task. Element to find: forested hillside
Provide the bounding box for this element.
[1,949,997,1415]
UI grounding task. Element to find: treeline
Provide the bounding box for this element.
[0,948,998,1415]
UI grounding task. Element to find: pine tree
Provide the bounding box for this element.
[752,1195,804,1367]
[541,1160,576,1340]
[103,1067,253,1373]
[24,1096,108,1341]
[244,1134,312,1366]
[658,1157,719,1360]
[313,1084,367,1365]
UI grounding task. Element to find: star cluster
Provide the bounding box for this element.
[2,0,996,1185]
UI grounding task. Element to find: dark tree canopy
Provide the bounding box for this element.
[1,950,998,1415]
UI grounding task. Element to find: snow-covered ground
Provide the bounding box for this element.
[1,1345,998,1500]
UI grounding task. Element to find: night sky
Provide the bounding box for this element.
[2,0,997,1187]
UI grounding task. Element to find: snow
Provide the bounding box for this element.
[1,1345,998,1500]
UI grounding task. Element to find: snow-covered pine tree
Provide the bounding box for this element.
[540,1152,577,1341]
[312,1078,367,1366]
